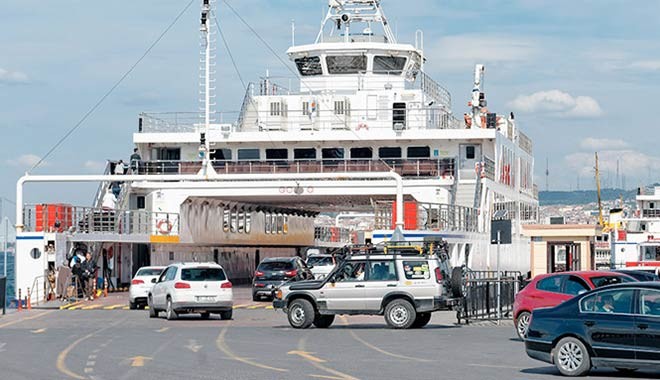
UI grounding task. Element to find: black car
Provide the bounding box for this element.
[252,257,314,301]
[613,269,660,282]
[525,282,660,376]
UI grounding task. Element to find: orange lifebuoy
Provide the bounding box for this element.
[157,219,173,235]
[357,123,369,131]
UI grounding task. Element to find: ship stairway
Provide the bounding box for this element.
[454,180,478,208]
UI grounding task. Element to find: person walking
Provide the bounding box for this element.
[114,160,125,175]
[129,148,142,173]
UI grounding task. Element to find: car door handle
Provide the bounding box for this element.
[584,321,595,327]
[638,323,649,330]
[355,284,365,288]
[387,284,397,287]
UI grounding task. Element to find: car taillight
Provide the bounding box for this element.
[221,281,232,289]
[131,279,144,285]
[434,267,443,283]
[254,283,265,288]
[285,269,298,277]
[174,282,191,289]
[255,270,264,277]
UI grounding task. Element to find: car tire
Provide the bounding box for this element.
[220,310,233,320]
[384,299,417,329]
[288,299,315,329]
[451,267,466,298]
[166,297,178,321]
[554,337,591,377]
[313,314,335,328]
[411,312,432,328]
[252,294,260,302]
[129,300,137,310]
[148,296,158,318]
[516,311,531,340]
[200,312,210,319]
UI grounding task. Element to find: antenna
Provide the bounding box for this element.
[545,157,549,192]
[616,159,620,189]
[291,19,295,46]
[199,0,217,177]
[577,174,580,191]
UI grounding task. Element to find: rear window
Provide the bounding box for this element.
[536,276,563,293]
[180,268,226,281]
[403,261,430,280]
[258,261,294,271]
[307,256,334,266]
[591,275,635,288]
[136,268,164,276]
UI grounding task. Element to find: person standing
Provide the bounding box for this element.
[114,160,125,175]
[129,148,142,173]
[82,252,97,301]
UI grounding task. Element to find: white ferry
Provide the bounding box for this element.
[14,0,538,299]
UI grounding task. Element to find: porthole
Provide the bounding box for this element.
[30,248,42,260]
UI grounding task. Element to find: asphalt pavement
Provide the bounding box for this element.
[1,288,659,380]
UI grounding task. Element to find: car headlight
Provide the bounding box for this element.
[275,290,283,300]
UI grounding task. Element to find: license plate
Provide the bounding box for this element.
[196,296,215,302]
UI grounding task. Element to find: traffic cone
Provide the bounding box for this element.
[103,278,108,298]
[92,281,97,300]
[27,289,32,311]
[17,289,22,312]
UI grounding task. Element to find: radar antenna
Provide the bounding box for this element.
[317,0,396,44]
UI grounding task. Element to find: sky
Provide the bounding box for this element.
[1,0,660,224]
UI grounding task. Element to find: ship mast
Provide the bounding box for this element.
[199,0,217,177]
[595,152,604,227]
[317,0,396,44]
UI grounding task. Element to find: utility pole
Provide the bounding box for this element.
[545,157,549,192]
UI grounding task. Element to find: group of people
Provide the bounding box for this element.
[101,148,142,210]
[55,248,99,302]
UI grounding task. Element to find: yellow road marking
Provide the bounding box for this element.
[216,323,288,372]
[0,310,54,329]
[156,327,170,333]
[103,304,124,310]
[82,304,102,310]
[60,302,82,310]
[129,356,151,367]
[288,350,326,363]
[232,304,250,309]
[265,305,274,310]
[57,333,95,379]
[247,304,264,309]
[122,306,129,310]
[31,328,47,334]
[297,336,358,380]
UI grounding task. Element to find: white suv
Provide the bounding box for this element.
[129,266,165,309]
[148,262,233,320]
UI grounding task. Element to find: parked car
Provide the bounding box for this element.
[148,262,233,320]
[306,253,337,280]
[525,282,660,376]
[129,266,165,309]
[252,257,314,301]
[613,268,660,281]
[514,271,636,339]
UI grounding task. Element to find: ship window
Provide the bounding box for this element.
[407,146,430,158]
[334,101,345,115]
[373,56,407,75]
[326,55,367,74]
[295,56,322,76]
[378,147,401,159]
[322,148,344,160]
[270,102,281,116]
[266,149,288,160]
[210,148,232,161]
[294,148,316,160]
[238,148,260,161]
[302,101,310,116]
[466,146,475,159]
[350,147,373,159]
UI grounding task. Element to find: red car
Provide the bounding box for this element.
[514,271,636,339]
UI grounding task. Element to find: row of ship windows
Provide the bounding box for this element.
[295,55,408,76]
[269,100,351,117]
[222,209,289,235]
[209,146,432,161]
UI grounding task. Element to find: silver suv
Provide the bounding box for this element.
[273,241,465,329]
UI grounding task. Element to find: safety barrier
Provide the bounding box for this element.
[456,270,524,324]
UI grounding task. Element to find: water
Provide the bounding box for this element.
[0,252,15,307]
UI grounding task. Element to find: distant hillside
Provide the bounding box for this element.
[539,189,637,206]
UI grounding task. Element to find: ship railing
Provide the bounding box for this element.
[373,201,479,233]
[417,71,452,110]
[517,131,533,155]
[22,204,179,237]
[132,158,456,179]
[314,226,353,244]
[481,156,496,181]
[138,112,239,133]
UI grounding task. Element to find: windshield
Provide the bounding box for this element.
[136,268,164,276]
[591,275,636,288]
[326,55,367,74]
[307,256,334,266]
[373,56,407,74]
[180,268,226,281]
[295,56,322,76]
[258,261,294,271]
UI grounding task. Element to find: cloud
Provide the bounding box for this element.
[6,154,47,168]
[427,34,537,71]
[565,149,660,181]
[628,60,660,71]
[508,90,603,118]
[580,138,629,151]
[0,67,29,85]
[83,160,105,172]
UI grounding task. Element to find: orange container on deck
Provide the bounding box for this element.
[391,201,418,230]
[35,203,73,232]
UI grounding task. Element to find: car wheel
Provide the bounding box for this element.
[129,300,137,310]
[148,296,158,318]
[313,314,335,328]
[384,299,416,329]
[451,267,466,298]
[516,311,531,340]
[411,312,432,328]
[220,310,233,320]
[554,337,591,377]
[166,297,178,321]
[252,294,260,302]
[200,312,210,319]
[288,299,315,329]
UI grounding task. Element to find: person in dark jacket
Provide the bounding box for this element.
[82,252,98,300]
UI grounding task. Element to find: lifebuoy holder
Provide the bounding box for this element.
[157,219,173,235]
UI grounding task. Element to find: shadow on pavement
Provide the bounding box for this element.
[520,366,660,379]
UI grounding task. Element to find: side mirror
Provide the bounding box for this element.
[151,278,157,284]
[307,264,314,269]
